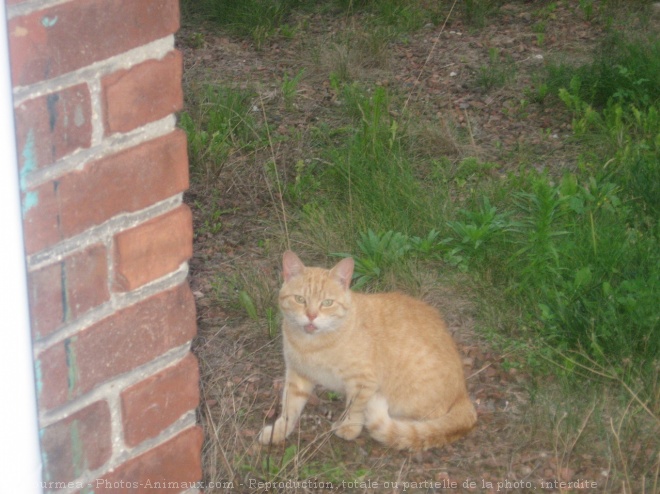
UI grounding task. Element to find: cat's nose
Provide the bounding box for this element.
[307,312,318,321]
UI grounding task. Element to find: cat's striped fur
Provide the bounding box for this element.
[258,251,477,450]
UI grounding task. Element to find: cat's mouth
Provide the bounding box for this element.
[303,323,318,333]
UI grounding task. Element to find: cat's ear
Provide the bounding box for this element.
[331,257,354,290]
[282,251,305,282]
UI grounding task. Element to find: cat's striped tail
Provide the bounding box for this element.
[365,394,477,451]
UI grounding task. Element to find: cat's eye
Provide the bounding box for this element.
[294,295,305,304]
[321,299,334,307]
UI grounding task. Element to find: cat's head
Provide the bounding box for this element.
[278,251,354,335]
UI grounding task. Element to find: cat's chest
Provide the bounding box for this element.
[284,339,346,392]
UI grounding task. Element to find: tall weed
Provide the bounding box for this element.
[180,84,258,184]
[545,32,660,109]
[318,85,440,234]
[181,0,309,48]
[513,33,660,394]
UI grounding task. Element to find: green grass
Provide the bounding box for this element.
[208,0,304,30]
[182,0,659,417]
[295,35,659,403]
[333,0,436,29]
[281,69,305,109]
[183,0,439,46]
[476,47,515,92]
[181,0,307,45]
[180,84,260,184]
[299,85,445,240]
[182,3,660,491]
[462,0,501,28]
[544,32,660,109]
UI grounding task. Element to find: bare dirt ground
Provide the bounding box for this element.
[178,3,659,493]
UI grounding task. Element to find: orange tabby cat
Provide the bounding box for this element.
[258,251,477,450]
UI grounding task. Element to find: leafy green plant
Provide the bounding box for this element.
[446,197,516,265]
[325,391,341,401]
[180,84,258,184]
[508,178,569,291]
[192,192,234,238]
[262,445,298,477]
[462,0,498,28]
[371,0,425,32]
[250,24,273,50]
[544,33,660,109]
[409,229,443,257]
[532,20,546,34]
[279,22,298,39]
[182,0,304,40]
[264,307,279,338]
[281,68,305,109]
[556,66,659,226]
[578,0,595,22]
[525,80,550,105]
[284,159,322,206]
[200,208,225,236]
[188,31,206,49]
[535,32,545,48]
[210,268,278,337]
[476,48,514,92]
[336,230,411,288]
[540,2,558,16]
[239,290,259,320]
[508,170,658,395]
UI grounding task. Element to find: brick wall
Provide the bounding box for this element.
[6,0,203,492]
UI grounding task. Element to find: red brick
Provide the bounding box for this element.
[66,244,110,319]
[8,0,179,87]
[22,180,60,255]
[29,244,109,339]
[15,84,92,173]
[58,130,189,238]
[95,427,203,493]
[121,353,200,447]
[28,261,63,340]
[40,401,112,486]
[21,130,189,254]
[102,51,183,135]
[36,343,69,411]
[37,283,196,410]
[114,206,193,292]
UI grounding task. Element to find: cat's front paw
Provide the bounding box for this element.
[333,419,363,441]
[258,419,287,445]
